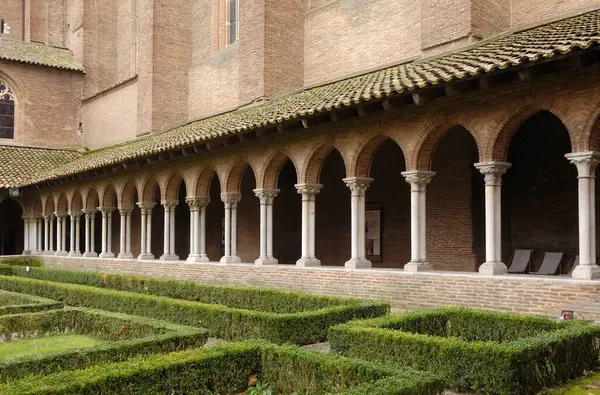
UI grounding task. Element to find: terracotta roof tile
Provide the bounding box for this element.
[17,9,600,186]
[0,39,82,71]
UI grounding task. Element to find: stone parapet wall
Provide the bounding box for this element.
[38,256,600,322]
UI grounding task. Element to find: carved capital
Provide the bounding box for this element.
[118,205,134,215]
[220,193,241,208]
[253,188,280,205]
[68,211,83,219]
[401,170,435,191]
[565,151,600,178]
[161,200,178,210]
[136,201,157,212]
[97,207,116,216]
[343,177,373,197]
[81,209,97,219]
[294,183,323,196]
[474,161,511,186]
[186,197,210,211]
[42,213,55,221]
[53,211,68,219]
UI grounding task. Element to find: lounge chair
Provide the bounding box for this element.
[507,249,533,274]
[568,256,579,275]
[531,252,564,275]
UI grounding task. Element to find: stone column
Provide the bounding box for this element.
[401,171,435,272]
[186,197,210,263]
[160,201,179,261]
[67,212,82,256]
[21,215,31,255]
[253,188,280,265]
[220,193,242,263]
[98,207,115,258]
[31,216,43,255]
[137,202,156,260]
[343,177,373,269]
[82,209,98,257]
[294,184,322,267]
[566,151,600,279]
[474,162,511,275]
[117,206,134,259]
[42,213,55,255]
[53,212,68,256]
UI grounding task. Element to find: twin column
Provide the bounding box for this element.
[160,201,179,261]
[220,193,241,263]
[254,189,279,265]
[186,198,210,263]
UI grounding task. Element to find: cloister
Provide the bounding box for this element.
[5,67,600,281]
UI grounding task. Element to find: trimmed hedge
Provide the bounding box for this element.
[0,342,445,394]
[0,289,63,316]
[0,307,209,382]
[0,257,42,268]
[329,308,600,395]
[0,274,388,345]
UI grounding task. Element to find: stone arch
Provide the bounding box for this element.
[224,158,257,193]
[55,192,68,213]
[41,194,54,214]
[302,144,349,184]
[414,121,482,170]
[163,171,187,202]
[98,183,117,208]
[351,134,407,177]
[194,165,220,198]
[69,190,84,212]
[1,195,25,213]
[582,102,600,152]
[0,70,23,140]
[83,187,99,210]
[489,105,576,162]
[139,176,161,203]
[260,151,300,190]
[117,179,138,208]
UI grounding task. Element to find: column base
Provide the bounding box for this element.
[68,251,82,257]
[21,250,32,256]
[254,257,278,266]
[82,252,98,258]
[571,264,600,280]
[296,257,321,267]
[220,255,241,264]
[117,252,134,259]
[404,261,433,272]
[345,257,372,269]
[137,253,155,260]
[99,252,115,258]
[31,251,44,256]
[186,255,209,263]
[478,261,508,275]
[43,250,55,256]
[159,254,180,261]
[54,251,69,257]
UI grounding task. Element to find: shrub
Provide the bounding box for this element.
[329,307,600,395]
[0,307,209,382]
[0,342,445,394]
[0,273,388,345]
[0,257,42,267]
[0,289,63,315]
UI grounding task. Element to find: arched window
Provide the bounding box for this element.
[0,81,14,139]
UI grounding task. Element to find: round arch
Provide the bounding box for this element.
[302,145,349,185]
[194,165,220,198]
[224,159,257,193]
[163,171,187,202]
[139,176,161,203]
[414,122,482,170]
[261,151,300,190]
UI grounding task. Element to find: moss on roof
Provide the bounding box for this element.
[0,39,83,71]
[15,9,600,186]
[0,146,80,188]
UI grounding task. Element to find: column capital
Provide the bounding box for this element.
[42,213,55,221]
[53,211,68,219]
[136,201,157,211]
[253,188,280,204]
[474,161,511,186]
[97,207,116,215]
[161,200,179,209]
[68,211,83,219]
[185,197,210,210]
[565,151,600,178]
[294,183,323,195]
[118,205,134,215]
[401,170,435,189]
[81,208,97,215]
[343,177,373,196]
[220,193,241,207]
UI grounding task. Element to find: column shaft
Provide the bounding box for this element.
[343,177,373,269]
[160,201,179,261]
[254,189,279,265]
[295,184,322,267]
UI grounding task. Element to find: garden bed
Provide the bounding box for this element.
[0,307,208,382]
[0,341,444,394]
[0,289,63,316]
[328,307,600,394]
[0,268,389,345]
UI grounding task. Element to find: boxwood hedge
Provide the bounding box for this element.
[0,270,389,345]
[0,342,445,394]
[0,289,63,315]
[0,307,208,382]
[329,307,600,394]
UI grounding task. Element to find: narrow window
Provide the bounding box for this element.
[228,0,238,45]
[0,82,15,139]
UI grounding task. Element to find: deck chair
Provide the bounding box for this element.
[568,256,579,275]
[531,252,564,275]
[507,249,533,274]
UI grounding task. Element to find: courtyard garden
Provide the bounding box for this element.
[0,260,597,394]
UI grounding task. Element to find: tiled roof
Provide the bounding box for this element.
[0,146,80,188]
[0,39,83,71]
[19,9,600,186]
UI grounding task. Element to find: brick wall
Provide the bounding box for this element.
[237,167,260,263]
[273,160,302,265]
[39,256,600,322]
[0,0,24,41]
[511,0,600,29]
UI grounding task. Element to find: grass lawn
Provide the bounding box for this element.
[0,334,104,360]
